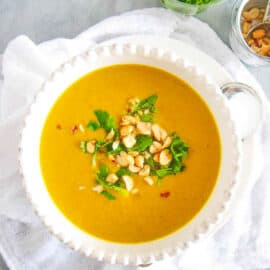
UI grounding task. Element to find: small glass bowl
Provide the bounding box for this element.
[161,0,224,15]
[229,0,270,66]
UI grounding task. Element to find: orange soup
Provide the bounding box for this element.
[40,64,221,243]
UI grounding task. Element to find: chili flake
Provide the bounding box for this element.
[160,191,170,198]
[71,125,78,134]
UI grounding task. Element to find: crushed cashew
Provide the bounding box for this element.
[122,134,136,148]
[122,175,134,191]
[86,141,96,154]
[129,151,139,157]
[120,125,134,137]
[120,115,137,126]
[92,185,104,193]
[106,173,119,184]
[136,122,152,135]
[116,151,130,167]
[135,155,144,168]
[112,140,120,150]
[139,165,150,177]
[159,149,173,165]
[163,136,172,148]
[149,141,163,154]
[105,129,115,141]
[128,164,141,173]
[153,153,160,162]
[144,176,154,186]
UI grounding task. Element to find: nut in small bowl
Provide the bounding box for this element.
[230,0,270,65]
[241,7,270,57]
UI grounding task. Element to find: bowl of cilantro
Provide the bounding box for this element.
[161,0,224,15]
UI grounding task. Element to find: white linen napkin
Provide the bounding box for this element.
[0,8,270,270]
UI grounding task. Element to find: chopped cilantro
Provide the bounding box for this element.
[145,156,155,168]
[86,121,100,131]
[131,95,158,113]
[170,134,189,163]
[101,190,116,200]
[156,167,173,178]
[156,163,186,179]
[131,135,153,152]
[157,178,162,186]
[94,110,116,133]
[116,167,131,177]
[97,164,109,179]
[80,141,87,153]
[140,113,154,122]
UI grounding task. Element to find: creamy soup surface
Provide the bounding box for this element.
[40,64,221,243]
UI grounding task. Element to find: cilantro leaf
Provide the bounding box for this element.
[101,190,116,200]
[156,163,186,179]
[140,113,154,122]
[94,110,116,133]
[97,164,109,179]
[86,121,100,131]
[80,141,87,153]
[145,156,160,176]
[131,95,158,113]
[155,166,178,183]
[145,156,155,168]
[156,167,173,178]
[131,135,153,152]
[170,134,189,163]
[116,168,131,177]
[157,178,162,186]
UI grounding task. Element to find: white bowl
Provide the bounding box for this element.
[19,43,241,266]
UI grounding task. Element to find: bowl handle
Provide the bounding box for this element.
[221,82,263,140]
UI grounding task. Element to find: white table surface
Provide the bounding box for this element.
[0,1,269,269]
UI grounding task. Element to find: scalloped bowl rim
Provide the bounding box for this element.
[19,43,241,266]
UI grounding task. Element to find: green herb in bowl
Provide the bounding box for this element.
[161,0,224,15]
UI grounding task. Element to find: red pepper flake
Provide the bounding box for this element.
[127,108,132,113]
[71,125,78,134]
[99,149,105,154]
[160,191,170,198]
[111,159,116,163]
[56,124,62,130]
